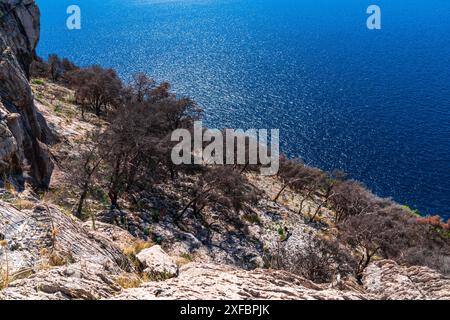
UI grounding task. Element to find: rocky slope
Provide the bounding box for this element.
[0,0,449,301]
[0,199,134,299]
[0,0,53,188]
[114,261,450,300]
[113,263,369,300]
[1,194,449,300]
[363,260,450,300]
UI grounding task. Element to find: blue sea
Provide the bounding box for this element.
[36,0,450,219]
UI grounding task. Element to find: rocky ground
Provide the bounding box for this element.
[1,185,449,300]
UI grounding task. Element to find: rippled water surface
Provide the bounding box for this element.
[36,0,450,218]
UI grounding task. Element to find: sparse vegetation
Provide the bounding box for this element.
[242,213,261,225]
[115,274,145,289]
[47,250,75,267]
[179,253,194,263]
[0,239,9,290]
[10,198,36,210]
[277,226,287,241]
[31,78,45,85]
[123,240,153,269]
[20,54,450,292]
[266,236,357,284]
[416,215,450,230]
[146,270,174,282]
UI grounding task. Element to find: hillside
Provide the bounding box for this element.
[0,80,448,300]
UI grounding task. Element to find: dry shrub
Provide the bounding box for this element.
[265,236,357,284]
[175,253,194,267]
[0,239,9,290]
[115,274,143,289]
[122,240,153,269]
[416,215,450,230]
[11,199,36,210]
[123,240,153,257]
[48,251,75,267]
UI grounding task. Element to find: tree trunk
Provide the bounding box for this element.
[273,185,287,203]
[175,198,196,223]
[298,198,306,214]
[76,189,88,218]
[109,190,119,209]
[95,104,101,116]
[169,165,176,180]
[309,202,324,223]
[240,162,249,174]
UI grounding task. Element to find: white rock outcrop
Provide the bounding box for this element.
[136,245,178,278]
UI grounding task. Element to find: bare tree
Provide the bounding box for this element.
[339,213,386,280]
[61,58,78,73]
[175,166,259,225]
[337,204,434,280]
[96,81,201,209]
[48,54,63,81]
[273,158,325,216]
[68,66,123,117]
[30,56,50,79]
[129,72,156,103]
[308,170,346,223]
[328,180,376,223]
[267,236,357,284]
[273,157,304,202]
[65,131,103,218]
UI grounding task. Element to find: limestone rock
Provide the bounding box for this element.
[0,113,19,170]
[363,260,450,300]
[0,201,133,285]
[83,221,137,251]
[136,245,178,278]
[0,262,123,300]
[113,263,369,300]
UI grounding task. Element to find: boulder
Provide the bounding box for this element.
[136,245,178,279]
